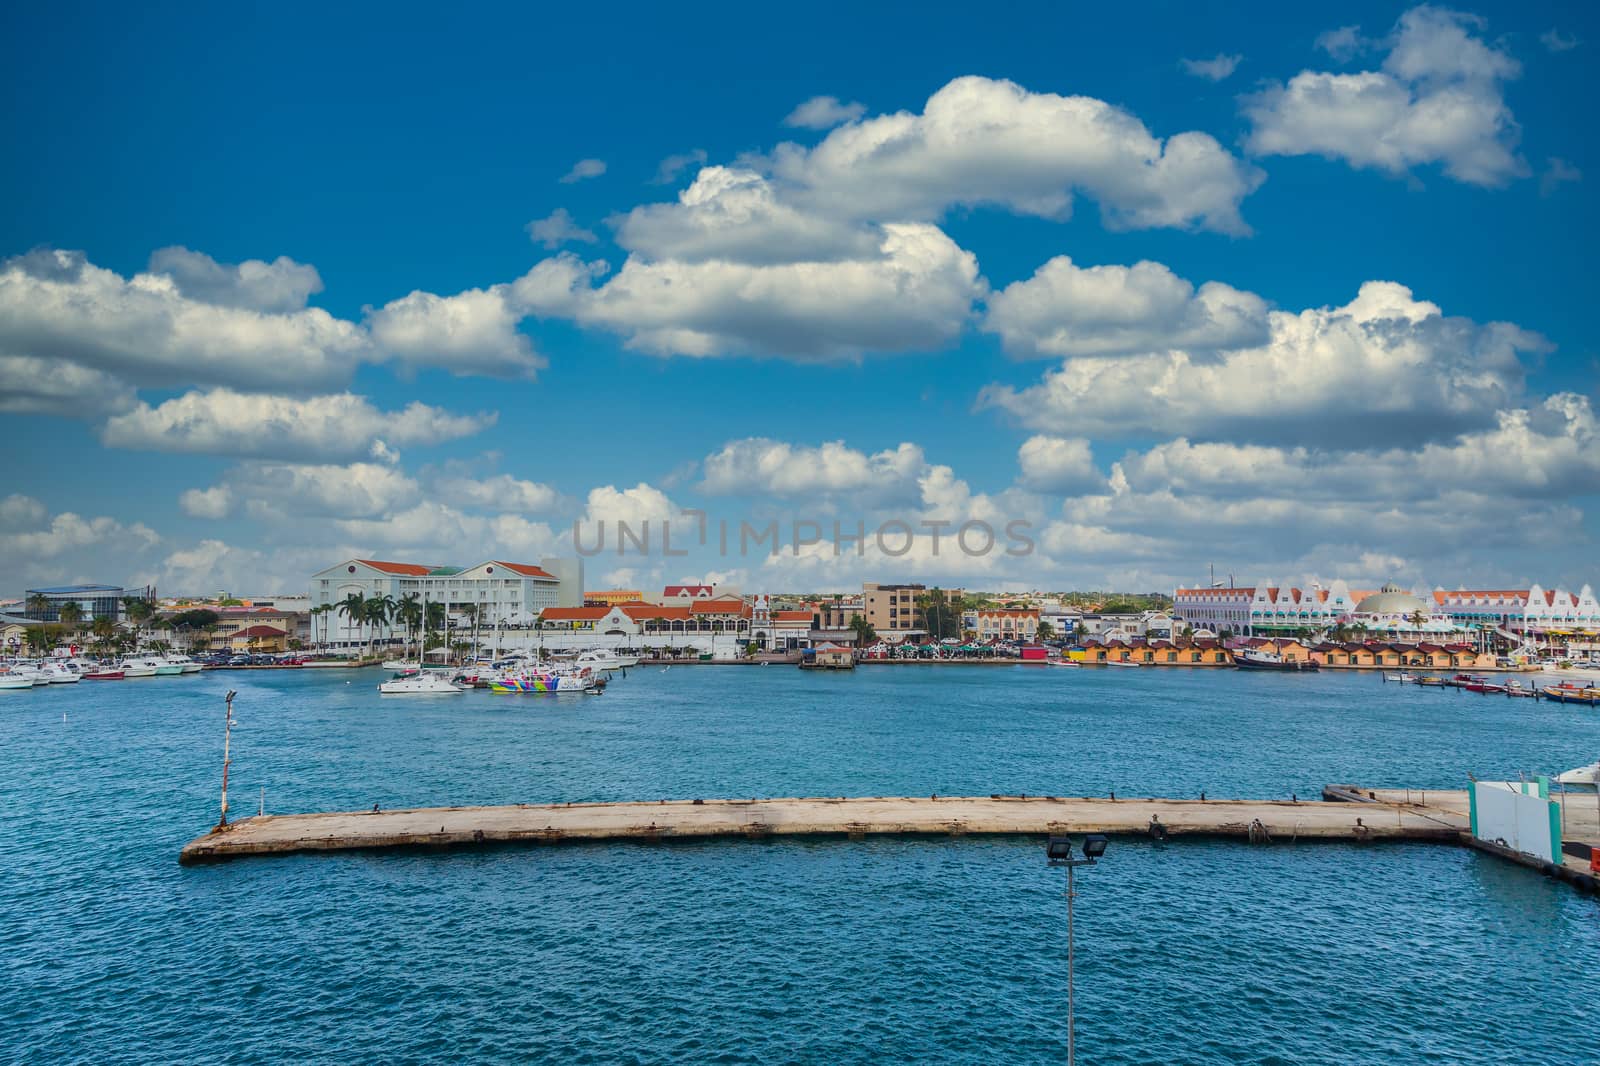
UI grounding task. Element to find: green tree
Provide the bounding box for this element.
[363,595,394,657]
[848,613,876,646]
[459,603,480,658]
[916,588,963,640]
[394,594,423,651]
[25,624,63,655]
[26,592,51,619]
[1408,609,1427,631]
[57,602,84,635]
[337,592,368,650]
[1036,620,1056,642]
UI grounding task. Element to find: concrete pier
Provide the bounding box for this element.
[179,791,1468,865]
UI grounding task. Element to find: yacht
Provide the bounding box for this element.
[39,662,81,684]
[119,658,161,678]
[378,672,464,695]
[381,658,421,671]
[160,654,203,674]
[1555,760,1600,787]
[574,649,640,672]
[0,667,37,690]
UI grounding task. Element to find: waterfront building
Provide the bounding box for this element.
[661,584,738,604]
[1175,579,1460,638]
[974,608,1039,642]
[309,557,584,646]
[861,582,926,637]
[538,606,635,634]
[22,583,156,623]
[1433,584,1600,646]
[748,595,814,651]
[812,597,867,630]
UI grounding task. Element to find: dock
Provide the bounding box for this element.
[181,790,1474,865]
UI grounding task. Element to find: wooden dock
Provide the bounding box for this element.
[179,791,1471,865]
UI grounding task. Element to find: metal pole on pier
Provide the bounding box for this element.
[218,690,236,828]
[1066,860,1077,1066]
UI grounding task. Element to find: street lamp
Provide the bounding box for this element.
[1046,833,1109,1066]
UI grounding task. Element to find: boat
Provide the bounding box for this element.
[1415,675,1449,687]
[1540,682,1600,705]
[118,658,160,678]
[381,658,421,671]
[1234,650,1319,672]
[1504,679,1537,698]
[81,668,125,680]
[5,663,51,685]
[487,668,597,694]
[0,671,36,690]
[378,672,464,695]
[1555,760,1600,786]
[1458,675,1507,694]
[1104,660,1141,668]
[1383,672,1417,683]
[573,649,640,671]
[1045,659,1082,668]
[160,654,203,674]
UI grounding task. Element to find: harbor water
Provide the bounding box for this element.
[3,666,1598,1063]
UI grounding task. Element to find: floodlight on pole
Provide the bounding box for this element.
[1044,833,1110,1066]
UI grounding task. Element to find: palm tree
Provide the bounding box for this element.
[363,595,393,658]
[58,602,84,642]
[337,592,368,652]
[394,594,423,654]
[1408,609,1427,632]
[26,593,51,619]
[460,603,479,660]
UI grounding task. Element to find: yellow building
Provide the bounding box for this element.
[585,590,645,607]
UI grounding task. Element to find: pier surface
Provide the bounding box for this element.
[180,791,1470,865]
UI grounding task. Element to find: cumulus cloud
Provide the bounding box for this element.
[980,280,1544,446]
[0,248,370,391]
[146,246,323,312]
[367,282,547,378]
[612,167,880,265]
[0,354,136,417]
[784,95,867,129]
[0,507,158,561]
[700,439,926,501]
[763,75,1264,234]
[437,474,561,514]
[0,494,48,529]
[1016,436,1104,493]
[1181,54,1242,81]
[179,485,233,519]
[527,223,982,359]
[1245,6,1527,187]
[559,158,607,183]
[526,208,598,249]
[1315,25,1371,62]
[983,256,1270,358]
[100,388,494,460]
[652,148,708,184]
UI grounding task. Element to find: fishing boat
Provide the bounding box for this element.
[1415,675,1448,687]
[0,670,35,690]
[381,658,421,671]
[81,667,125,680]
[119,658,160,678]
[39,661,81,684]
[378,672,464,695]
[1104,660,1142,668]
[1383,672,1417,683]
[1504,679,1537,698]
[1234,650,1318,672]
[159,654,203,674]
[573,649,639,672]
[1045,659,1082,668]
[1458,675,1507,694]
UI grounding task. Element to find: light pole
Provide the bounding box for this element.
[218,690,237,829]
[1046,833,1109,1066]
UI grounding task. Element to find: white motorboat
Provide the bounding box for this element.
[379,672,464,694]
[39,662,81,684]
[487,667,598,694]
[0,670,36,690]
[160,654,203,674]
[6,663,51,686]
[119,658,160,678]
[574,649,639,672]
[381,658,421,671]
[1555,760,1600,787]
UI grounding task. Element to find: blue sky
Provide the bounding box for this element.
[1,1,1595,596]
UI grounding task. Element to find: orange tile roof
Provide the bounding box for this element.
[233,624,287,638]
[491,561,557,579]
[356,559,432,576]
[774,610,812,621]
[663,584,715,597]
[690,599,751,616]
[540,606,611,621]
[619,604,692,621]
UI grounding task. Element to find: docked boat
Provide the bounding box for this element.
[39,662,81,684]
[1504,679,1537,698]
[1415,675,1448,687]
[381,658,421,671]
[1541,682,1600,705]
[1383,672,1417,683]
[1456,675,1507,695]
[378,672,464,695]
[160,654,203,674]
[1234,650,1318,672]
[119,658,161,678]
[82,668,125,680]
[574,649,639,671]
[1555,760,1600,786]
[0,671,36,690]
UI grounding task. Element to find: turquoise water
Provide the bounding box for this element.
[3,666,1598,1063]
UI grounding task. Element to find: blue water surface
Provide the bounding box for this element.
[2,665,1597,1063]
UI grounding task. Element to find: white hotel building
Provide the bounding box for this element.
[309,557,583,644]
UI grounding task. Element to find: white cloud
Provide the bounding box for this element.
[535,222,982,359]
[1181,54,1242,81]
[0,494,47,529]
[980,281,1544,445]
[437,474,561,514]
[100,388,494,460]
[577,482,682,530]
[612,167,880,265]
[559,158,607,183]
[526,209,598,249]
[367,282,546,378]
[0,508,159,561]
[159,539,271,596]
[1539,29,1581,53]
[0,249,370,391]
[179,485,233,519]
[764,75,1264,235]
[784,95,867,129]
[700,439,926,500]
[983,256,1270,358]
[1315,25,1371,62]
[1540,157,1582,197]
[653,148,708,184]
[1245,7,1527,187]
[0,354,136,417]
[1016,436,1104,493]
[146,246,323,312]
